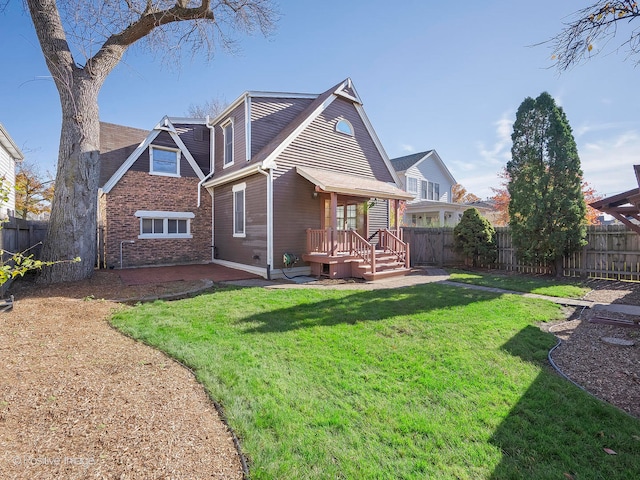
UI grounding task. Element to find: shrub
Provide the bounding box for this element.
[453,208,497,267]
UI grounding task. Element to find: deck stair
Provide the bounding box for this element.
[352,250,410,281]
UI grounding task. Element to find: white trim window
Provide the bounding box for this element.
[421,180,428,200]
[222,119,234,168]
[335,118,354,136]
[135,210,194,239]
[150,145,180,177]
[429,182,440,201]
[406,177,418,195]
[233,182,246,237]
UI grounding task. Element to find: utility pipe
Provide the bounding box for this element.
[120,240,135,269]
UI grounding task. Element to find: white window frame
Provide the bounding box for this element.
[406,177,418,194]
[232,182,246,238]
[150,145,181,177]
[222,119,234,168]
[421,180,428,200]
[335,118,354,136]
[429,182,440,201]
[135,210,194,239]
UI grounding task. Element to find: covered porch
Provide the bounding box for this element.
[296,166,414,280]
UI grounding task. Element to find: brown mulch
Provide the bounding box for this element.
[0,271,242,479]
[547,279,640,419]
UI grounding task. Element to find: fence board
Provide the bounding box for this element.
[403,224,640,281]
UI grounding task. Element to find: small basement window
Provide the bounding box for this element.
[135,210,194,239]
[335,119,354,136]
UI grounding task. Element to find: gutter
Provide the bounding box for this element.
[197,116,216,207]
[256,161,275,278]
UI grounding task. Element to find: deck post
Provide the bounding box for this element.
[371,243,376,274]
[330,193,338,255]
[405,242,410,269]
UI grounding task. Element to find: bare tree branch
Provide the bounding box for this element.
[547,1,640,71]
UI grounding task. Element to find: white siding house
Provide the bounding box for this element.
[390,150,482,227]
[0,123,24,217]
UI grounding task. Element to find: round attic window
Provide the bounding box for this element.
[335,119,354,136]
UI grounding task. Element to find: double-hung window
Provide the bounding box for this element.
[428,182,440,201]
[223,120,234,167]
[406,177,418,195]
[233,182,246,237]
[135,211,194,239]
[150,146,180,176]
[421,180,428,200]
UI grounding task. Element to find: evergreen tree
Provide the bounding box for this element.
[453,208,497,267]
[507,92,587,275]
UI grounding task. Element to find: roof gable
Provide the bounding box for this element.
[101,116,206,193]
[390,150,456,185]
[247,78,401,185]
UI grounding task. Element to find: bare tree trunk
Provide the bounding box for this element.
[38,75,101,283]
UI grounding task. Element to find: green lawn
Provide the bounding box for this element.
[111,284,640,479]
[448,269,591,298]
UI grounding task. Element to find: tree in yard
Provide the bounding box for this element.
[15,162,55,220]
[489,168,510,227]
[451,183,481,204]
[492,168,601,226]
[583,181,604,225]
[21,0,277,283]
[453,208,497,267]
[548,1,640,71]
[507,92,587,275]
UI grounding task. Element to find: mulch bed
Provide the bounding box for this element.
[0,272,242,479]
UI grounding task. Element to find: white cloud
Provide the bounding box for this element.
[477,113,513,166]
[578,129,640,196]
[399,143,415,153]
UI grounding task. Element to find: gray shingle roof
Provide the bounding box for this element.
[389,150,433,172]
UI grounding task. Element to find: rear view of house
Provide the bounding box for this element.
[99,78,412,279]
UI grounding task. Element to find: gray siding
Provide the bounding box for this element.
[213,173,267,267]
[368,199,389,236]
[174,123,211,175]
[273,170,323,269]
[250,97,314,157]
[272,97,395,182]
[212,102,246,173]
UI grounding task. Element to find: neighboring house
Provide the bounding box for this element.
[99,78,413,279]
[0,123,24,217]
[390,150,487,227]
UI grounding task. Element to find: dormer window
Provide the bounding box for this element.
[222,119,234,167]
[335,119,354,136]
[150,146,180,176]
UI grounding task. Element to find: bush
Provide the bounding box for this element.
[453,208,497,267]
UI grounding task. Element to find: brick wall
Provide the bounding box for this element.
[104,171,212,268]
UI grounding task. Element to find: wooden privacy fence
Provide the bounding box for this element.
[0,217,48,259]
[403,224,640,281]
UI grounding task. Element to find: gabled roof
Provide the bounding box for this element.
[204,78,402,189]
[390,150,433,172]
[101,116,206,193]
[0,123,24,162]
[389,150,456,185]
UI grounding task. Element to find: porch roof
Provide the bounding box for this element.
[296,166,414,201]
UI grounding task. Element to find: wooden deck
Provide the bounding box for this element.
[304,228,410,280]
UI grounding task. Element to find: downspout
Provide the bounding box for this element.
[257,161,275,280]
[197,116,216,207]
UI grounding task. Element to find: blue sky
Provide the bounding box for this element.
[2,0,639,199]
